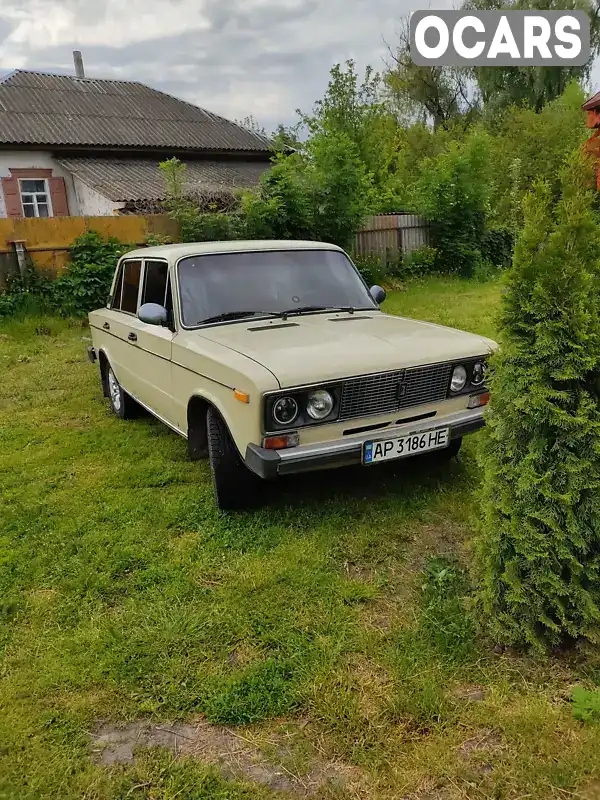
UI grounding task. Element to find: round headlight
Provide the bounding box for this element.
[451,365,468,393]
[471,361,486,386]
[306,389,334,421]
[273,396,299,426]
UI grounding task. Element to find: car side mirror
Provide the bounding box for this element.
[370,285,386,304]
[139,303,168,326]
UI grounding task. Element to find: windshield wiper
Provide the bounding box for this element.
[279,305,366,318]
[197,310,282,325]
[197,306,371,325]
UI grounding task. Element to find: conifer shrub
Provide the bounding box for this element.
[476,151,600,650]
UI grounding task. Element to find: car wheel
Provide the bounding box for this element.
[206,406,264,511]
[440,437,462,460]
[106,364,138,420]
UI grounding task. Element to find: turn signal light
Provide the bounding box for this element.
[468,392,490,409]
[234,389,250,404]
[263,433,300,450]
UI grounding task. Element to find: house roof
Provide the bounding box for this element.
[0,69,271,153]
[58,156,269,202]
[583,91,600,110]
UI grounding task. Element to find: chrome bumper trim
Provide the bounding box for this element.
[244,407,486,479]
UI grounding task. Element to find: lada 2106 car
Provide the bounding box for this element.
[87,240,498,509]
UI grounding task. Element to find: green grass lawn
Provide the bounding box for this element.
[2,275,600,799]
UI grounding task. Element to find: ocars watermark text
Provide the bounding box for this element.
[410,10,589,66]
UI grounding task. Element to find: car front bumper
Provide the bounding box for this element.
[244,406,486,480]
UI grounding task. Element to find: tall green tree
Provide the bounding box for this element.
[485,82,588,230]
[466,0,600,111]
[299,60,400,205]
[385,19,479,130]
[476,151,600,650]
[241,134,373,249]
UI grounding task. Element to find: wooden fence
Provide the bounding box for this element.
[0,212,429,287]
[0,214,178,285]
[354,213,430,263]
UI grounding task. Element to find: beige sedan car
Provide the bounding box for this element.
[88,240,497,510]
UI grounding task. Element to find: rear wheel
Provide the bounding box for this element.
[106,364,139,420]
[207,407,264,511]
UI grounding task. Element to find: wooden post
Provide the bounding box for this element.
[9,239,28,278]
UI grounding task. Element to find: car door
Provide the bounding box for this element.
[101,258,143,398]
[124,259,177,428]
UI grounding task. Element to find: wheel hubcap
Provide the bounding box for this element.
[108,368,121,412]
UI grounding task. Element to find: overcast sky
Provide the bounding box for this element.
[0,0,597,132]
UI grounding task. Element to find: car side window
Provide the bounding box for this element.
[142,260,168,307]
[111,263,125,309]
[121,260,142,314]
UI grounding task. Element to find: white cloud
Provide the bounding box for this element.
[0,0,522,130]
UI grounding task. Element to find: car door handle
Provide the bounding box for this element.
[128,333,137,342]
[103,322,110,330]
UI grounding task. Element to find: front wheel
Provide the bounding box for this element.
[207,407,264,511]
[106,364,139,420]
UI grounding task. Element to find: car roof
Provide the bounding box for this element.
[122,240,346,261]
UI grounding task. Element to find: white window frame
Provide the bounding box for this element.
[19,178,53,218]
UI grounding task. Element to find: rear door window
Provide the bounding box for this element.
[120,260,142,314]
[110,262,125,309]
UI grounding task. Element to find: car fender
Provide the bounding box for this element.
[184,381,262,458]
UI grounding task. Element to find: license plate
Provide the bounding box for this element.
[363,427,450,465]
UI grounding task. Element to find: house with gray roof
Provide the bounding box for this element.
[0,54,272,218]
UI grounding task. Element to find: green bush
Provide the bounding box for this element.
[241,154,314,241]
[481,227,513,269]
[414,130,491,277]
[144,232,172,247]
[178,211,240,243]
[242,134,373,249]
[351,253,388,286]
[161,128,373,252]
[0,265,54,319]
[401,245,438,277]
[308,130,374,249]
[475,152,600,650]
[53,231,131,317]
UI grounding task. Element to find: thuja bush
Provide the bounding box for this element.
[475,152,600,650]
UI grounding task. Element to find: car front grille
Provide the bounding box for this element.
[338,362,453,422]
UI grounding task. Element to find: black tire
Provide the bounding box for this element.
[207,406,264,511]
[106,363,139,420]
[188,416,209,461]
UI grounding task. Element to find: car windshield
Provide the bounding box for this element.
[177,249,377,327]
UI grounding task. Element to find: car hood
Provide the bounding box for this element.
[196,311,497,388]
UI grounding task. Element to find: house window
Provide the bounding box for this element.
[19,179,52,218]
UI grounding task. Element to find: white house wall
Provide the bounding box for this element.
[0,151,79,217]
[72,176,125,216]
